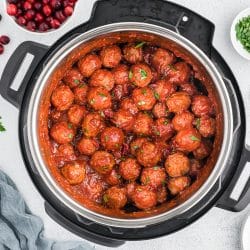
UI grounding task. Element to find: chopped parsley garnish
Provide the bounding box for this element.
[144,176,151,184]
[141,88,147,95]
[169,64,177,71]
[138,100,146,106]
[140,69,147,79]
[129,70,133,79]
[74,79,80,84]
[195,118,201,129]
[235,16,250,52]
[0,117,6,132]
[153,166,159,170]
[154,92,160,100]
[163,119,169,125]
[68,123,73,129]
[68,133,73,139]
[135,41,146,48]
[161,180,166,187]
[90,98,95,104]
[133,145,139,150]
[105,135,109,142]
[79,83,86,88]
[103,194,109,203]
[190,135,200,141]
[99,92,106,98]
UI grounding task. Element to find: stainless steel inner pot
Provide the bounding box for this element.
[26,22,233,228]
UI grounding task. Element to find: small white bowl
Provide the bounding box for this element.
[231,8,250,60]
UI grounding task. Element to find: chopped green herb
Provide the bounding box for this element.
[103,194,109,203]
[169,64,177,71]
[99,92,106,97]
[100,111,105,117]
[154,130,160,136]
[154,92,160,100]
[140,69,147,80]
[120,157,126,161]
[105,135,109,142]
[161,180,166,187]
[0,117,6,132]
[116,174,121,179]
[68,123,73,129]
[129,70,133,79]
[133,145,139,150]
[135,41,146,48]
[144,176,151,184]
[90,98,95,104]
[235,16,250,52]
[74,79,80,84]
[195,118,201,129]
[79,83,86,88]
[141,88,147,95]
[138,100,146,106]
[153,166,159,170]
[68,133,73,139]
[163,119,169,125]
[190,135,200,141]
[115,143,119,148]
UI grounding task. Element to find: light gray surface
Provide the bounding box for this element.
[0,0,250,250]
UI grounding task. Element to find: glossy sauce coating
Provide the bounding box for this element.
[39,32,221,218]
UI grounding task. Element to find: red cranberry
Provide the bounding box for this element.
[24,9,35,20]
[50,18,60,29]
[43,0,50,4]
[43,5,52,16]
[27,0,35,3]
[34,13,44,23]
[55,10,66,22]
[0,44,4,55]
[38,22,49,32]
[26,21,36,31]
[34,2,42,11]
[16,16,27,26]
[64,6,73,16]
[0,36,10,45]
[50,0,62,10]
[23,1,32,11]
[7,4,17,16]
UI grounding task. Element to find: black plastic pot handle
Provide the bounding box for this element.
[217,146,250,211]
[0,41,48,109]
[45,202,125,247]
[86,0,215,56]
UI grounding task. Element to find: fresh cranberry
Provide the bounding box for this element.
[27,0,35,3]
[62,0,75,7]
[50,0,62,10]
[34,13,44,23]
[24,9,35,20]
[38,22,49,32]
[64,6,73,16]
[42,0,50,4]
[34,2,42,11]
[50,18,60,29]
[7,4,18,16]
[43,5,52,16]
[23,1,32,11]
[0,44,4,55]
[16,16,27,26]
[26,21,36,31]
[0,36,10,45]
[55,10,66,22]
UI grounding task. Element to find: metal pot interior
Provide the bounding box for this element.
[27,22,233,228]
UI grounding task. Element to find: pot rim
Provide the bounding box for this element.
[26,22,233,228]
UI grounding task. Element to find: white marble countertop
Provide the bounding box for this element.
[0,0,250,249]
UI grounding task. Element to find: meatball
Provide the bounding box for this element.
[63,68,83,88]
[119,158,141,181]
[82,113,105,137]
[50,121,75,144]
[132,185,157,210]
[191,95,214,117]
[137,142,161,167]
[120,98,138,115]
[67,105,86,126]
[112,64,129,85]
[141,167,167,189]
[103,186,127,209]
[77,137,99,155]
[90,151,115,175]
[123,43,143,64]
[168,176,190,195]
[174,128,201,152]
[61,161,86,185]
[57,144,76,161]
[105,169,121,186]
[100,45,122,68]
[133,113,153,135]
[153,80,176,102]
[130,137,148,155]
[172,111,194,131]
[129,63,153,87]
[132,87,156,111]
[73,83,88,105]
[51,85,74,111]
[87,87,112,110]
[180,83,198,96]
[152,118,174,140]
[197,117,215,137]
[112,109,135,131]
[166,91,191,113]
[152,102,168,118]
[167,62,191,84]
[100,127,124,151]
[193,140,212,160]
[90,69,115,91]
[152,48,175,74]
[165,152,190,177]
[78,54,102,77]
